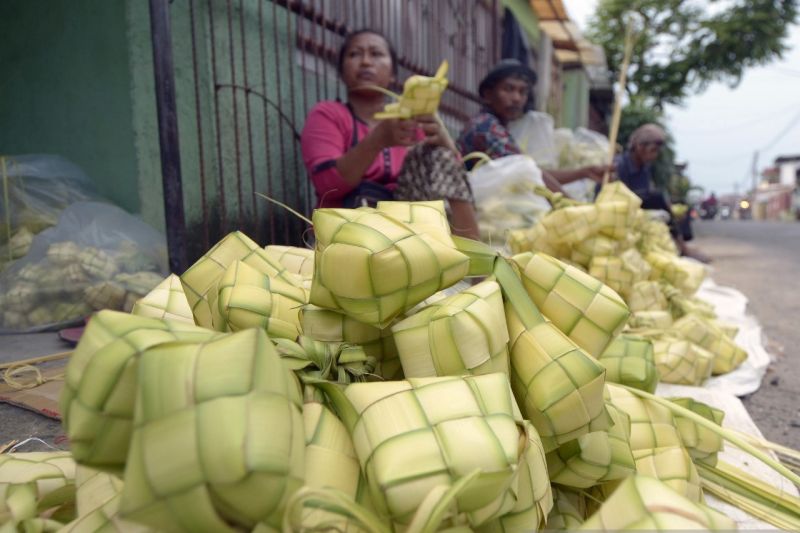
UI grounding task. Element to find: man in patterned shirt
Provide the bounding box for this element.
[458,59,609,190]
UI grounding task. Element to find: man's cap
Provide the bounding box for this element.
[478,59,538,97]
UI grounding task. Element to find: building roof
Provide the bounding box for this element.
[529,1,606,67]
[775,154,800,164]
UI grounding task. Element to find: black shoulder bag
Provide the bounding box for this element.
[341,105,395,208]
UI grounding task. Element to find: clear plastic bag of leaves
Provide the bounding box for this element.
[0,201,168,333]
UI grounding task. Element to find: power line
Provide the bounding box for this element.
[759,108,800,152]
[670,102,800,135]
[678,108,800,165]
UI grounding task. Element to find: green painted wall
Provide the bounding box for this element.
[560,68,590,130]
[0,0,140,214]
[1,0,350,247]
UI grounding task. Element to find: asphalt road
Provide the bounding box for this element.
[693,219,800,449]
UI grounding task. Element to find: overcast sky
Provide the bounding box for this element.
[567,1,800,196]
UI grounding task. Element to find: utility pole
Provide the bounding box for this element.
[750,151,760,194]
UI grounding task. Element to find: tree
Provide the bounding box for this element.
[588,0,798,109]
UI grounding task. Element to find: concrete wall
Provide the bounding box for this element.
[0,1,141,214]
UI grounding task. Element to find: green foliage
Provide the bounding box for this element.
[588,0,799,109]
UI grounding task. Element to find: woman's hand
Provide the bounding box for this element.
[416,114,458,153]
[371,118,416,148]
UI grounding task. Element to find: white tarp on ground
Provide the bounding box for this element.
[694,277,773,397]
[656,383,799,529]
[656,277,791,530]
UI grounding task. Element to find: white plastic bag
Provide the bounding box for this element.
[507,111,559,168]
[558,127,609,169]
[468,155,552,243]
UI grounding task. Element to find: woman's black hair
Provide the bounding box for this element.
[337,29,398,77]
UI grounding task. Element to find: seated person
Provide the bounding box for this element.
[616,124,710,262]
[300,29,479,239]
[457,59,610,191]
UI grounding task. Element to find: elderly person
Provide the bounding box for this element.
[457,59,610,191]
[300,29,479,239]
[618,124,710,262]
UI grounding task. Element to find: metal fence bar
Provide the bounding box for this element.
[257,0,277,243]
[207,0,228,235]
[148,0,188,274]
[188,0,210,252]
[238,0,259,241]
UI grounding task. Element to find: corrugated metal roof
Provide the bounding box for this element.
[530,0,569,21]
[534,4,607,67]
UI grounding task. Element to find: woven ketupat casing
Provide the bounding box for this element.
[652,336,714,386]
[570,235,619,268]
[0,452,76,529]
[60,311,223,474]
[595,181,642,218]
[507,222,569,258]
[629,309,674,329]
[180,231,300,328]
[343,373,551,528]
[577,475,734,531]
[605,384,682,452]
[131,274,195,323]
[670,397,725,466]
[310,208,469,328]
[217,260,308,339]
[375,61,448,119]
[376,200,454,246]
[627,280,668,312]
[588,249,651,299]
[546,399,636,488]
[512,252,630,358]
[632,446,703,502]
[505,301,611,452]
[300,305,402,380]
[597,335,658,393]
[546,487,586,531]
[604,384,703,502]
[60,466,146,532]
[673,314,747,374]
[300,402,369,532]
[539,205,600,245]
[646,251,705,295]
[264,245,315,282]
[118,329,305,531]
[595,201,635,240]
[392,279,509,378]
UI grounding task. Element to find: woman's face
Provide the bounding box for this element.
[340,33,394,91]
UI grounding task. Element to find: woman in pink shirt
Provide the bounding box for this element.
[300,29,479,239]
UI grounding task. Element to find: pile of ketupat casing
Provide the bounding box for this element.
[508,181,748,388]
[4,197,800,532]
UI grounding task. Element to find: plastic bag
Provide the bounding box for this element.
[468,155,552,244]
[0,201,168,333]
[554,128,611,203]
[0,155,99,268]
[507,111,559,168]
[557,127,609,170]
